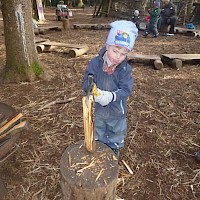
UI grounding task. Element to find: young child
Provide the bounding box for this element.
[82,20,138,158]
[143,1,161,38]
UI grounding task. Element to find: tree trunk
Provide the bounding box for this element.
[100,0,111,17]
[1,0,44,83]
[36,0,45,21]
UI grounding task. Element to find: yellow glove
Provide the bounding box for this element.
[92,83,101,97]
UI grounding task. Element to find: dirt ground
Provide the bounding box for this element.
[0,7,200,200]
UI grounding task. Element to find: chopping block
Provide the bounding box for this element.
[60,140,119,200]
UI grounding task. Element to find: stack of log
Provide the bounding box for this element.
[35,40,89,58]
[0,103,28,161]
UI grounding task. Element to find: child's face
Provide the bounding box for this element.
[106,45,129,66]
[162,0,170,5]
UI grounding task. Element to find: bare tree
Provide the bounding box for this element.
[0,0,46,83]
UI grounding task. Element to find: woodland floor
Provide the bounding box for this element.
[0,7,200,200]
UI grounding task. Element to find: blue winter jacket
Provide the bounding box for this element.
[82,46,133,120]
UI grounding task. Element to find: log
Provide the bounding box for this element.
[36,44,57,53]
[161,56,183,69]
[69,46,89,58]
[172,59,182,69]
[60,140,119,200]
[128,53,163,70]
[154,59,163,70]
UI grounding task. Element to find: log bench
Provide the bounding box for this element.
[35,25,62,35]
[73,23,110,30]
[36,41,89,57]
[175,27,200,37]
[128,53,163,70]
[161,54,200,69]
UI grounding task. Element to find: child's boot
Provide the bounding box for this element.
[112,148,120,159]
[143,31,149,37]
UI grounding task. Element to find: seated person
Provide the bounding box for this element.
[159,0,176,35]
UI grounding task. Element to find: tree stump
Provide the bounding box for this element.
[60,140,119,200]
[63,18,70,30]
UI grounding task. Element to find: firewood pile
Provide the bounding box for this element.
[0,103,28,162]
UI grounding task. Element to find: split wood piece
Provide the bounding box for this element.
[0,113,23,136]
[128,53,163,70]
[175,27,200,37]
[0,121,28,140]
[60,140,119,200]
[73,23,110,30]
[82,96,95,152]
[162,54,200,69]
[0,112,19,128]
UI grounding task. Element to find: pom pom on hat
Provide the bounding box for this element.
[106,20,138,51]
[154,0,160,7]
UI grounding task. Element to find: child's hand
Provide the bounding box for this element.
[94,88,115,106]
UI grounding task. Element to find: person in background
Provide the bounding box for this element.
[143,0,161,38]
[82,20,138,158]
[160,0,177,36]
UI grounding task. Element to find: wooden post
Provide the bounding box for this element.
[63,18,70,30]
[154,59,163,70]
[60,140,119,200]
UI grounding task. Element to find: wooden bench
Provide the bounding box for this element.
[73,23,110,30]
[35,25,62,35]
[128,53,163,70]
[162,54,200,69]
[175,27,200,37]
[36,41,89,57]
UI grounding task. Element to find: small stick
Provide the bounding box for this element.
[76,160,95,174]
[121,160,133,174]
[95,168,104,182]
[39,97,77,110]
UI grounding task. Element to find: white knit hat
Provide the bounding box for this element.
[106,20,138,51]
